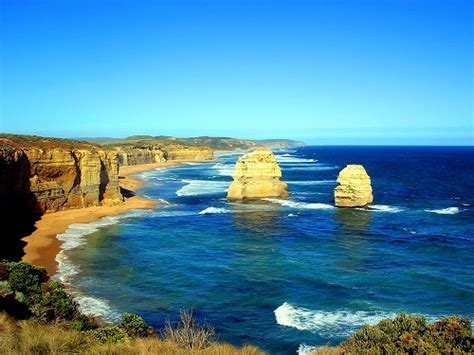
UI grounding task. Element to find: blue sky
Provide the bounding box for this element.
[1,0,472,145]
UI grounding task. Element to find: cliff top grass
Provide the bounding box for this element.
[0,133,100,150]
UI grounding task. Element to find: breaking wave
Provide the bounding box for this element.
[274,302,397,338]
[211,163,234,176]
[425,207,462,215]
[263,198,334,210]
[176,179,229,196]
[199,207,230,214]
[367,204,404,213]
[275,155,316,163]
[287,180,335,185]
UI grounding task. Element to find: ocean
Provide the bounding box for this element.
[54,146,474,354]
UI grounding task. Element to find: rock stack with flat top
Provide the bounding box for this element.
[334,164,373,208]
[227,147,288,201]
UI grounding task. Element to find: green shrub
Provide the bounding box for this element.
[88,325,128,343]
[339,314,474,354]
[119,312,154,338]
[68,314,96,331]
[33,281,79,322]
[6,262,48,295]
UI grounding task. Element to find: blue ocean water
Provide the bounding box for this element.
[56,146,474,354]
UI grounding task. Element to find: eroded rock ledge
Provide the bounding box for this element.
[227,147,288,200]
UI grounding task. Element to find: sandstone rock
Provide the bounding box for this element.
[0,146,123,214]
[227,147,288,201]
[334,164,373,208]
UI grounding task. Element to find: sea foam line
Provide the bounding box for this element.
[263,198,334,210]
[425,207,462,215]
[54,209,151,322]
[176,179,229,196]
[274,302,397,338]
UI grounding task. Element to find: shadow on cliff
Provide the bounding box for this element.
[118,176,136,198]
[0,152,42,261]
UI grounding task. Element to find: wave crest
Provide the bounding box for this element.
[263,198,334,210]
[274,302,397,338]
[425,207,462,215]
[199,207,230,214]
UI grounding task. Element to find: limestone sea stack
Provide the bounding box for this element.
[227,147,288,201]
[334,164,373,208]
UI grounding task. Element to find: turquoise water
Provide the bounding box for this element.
[55,146,474,354]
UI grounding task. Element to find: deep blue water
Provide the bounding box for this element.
[56,146,474,354]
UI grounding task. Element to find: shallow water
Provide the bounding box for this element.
[55,146,474,354]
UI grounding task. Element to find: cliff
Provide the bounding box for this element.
[334,164,373,208]
[0,135,123,259]
[227,147,288,201]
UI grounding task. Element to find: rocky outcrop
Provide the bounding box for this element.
[334,164,373,208]
[164,146,213,161]
[227,147,288,201]
[114,145,213,166]
[115,147,166,166]
[0,146,123,215]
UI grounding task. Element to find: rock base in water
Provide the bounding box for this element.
[334,164,373,208]
[227,148,288,201]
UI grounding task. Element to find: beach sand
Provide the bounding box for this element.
[22,161,183,276]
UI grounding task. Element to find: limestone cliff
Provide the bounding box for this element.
[0,135,125,259]
[334,164,373,208]
[115,146,166,166]
[227,147,288,201]
[113,145,213,166]
[163,146,213,161]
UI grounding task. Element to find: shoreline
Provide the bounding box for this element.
[21,160,187,276]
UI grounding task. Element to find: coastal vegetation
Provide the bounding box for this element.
[1,261,472,354]
[0,261,263,354]
[316,314,473,354]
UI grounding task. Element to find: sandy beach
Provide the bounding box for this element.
[22,161,184,275]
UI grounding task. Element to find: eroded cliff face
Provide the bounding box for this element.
[114,145,213,166]
[115,147,166,166]
[334,164,373,208]
[0,146,123,214]
[164,146,214,161]
[227,147,288,200]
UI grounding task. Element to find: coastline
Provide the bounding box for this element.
[21,160,185,276]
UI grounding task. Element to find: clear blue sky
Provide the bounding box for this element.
[1,0,472,145]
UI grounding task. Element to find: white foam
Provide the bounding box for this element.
[285,165,337,171]
[288,213,297,217]
[298,344,318,355]
[54,209,152,303]
[76,294,121,323]
[176,179,229,196]
[275,155,316,163]
[264,198,334,210]
[211,163,234,176]
[367,205,404,213]
[425,207,462,215]
[275,302,397,338]
[199,207,230,215]
[287,180,335,185]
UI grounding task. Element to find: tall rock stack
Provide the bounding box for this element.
[227,147,288,201]
[334,164,373,208]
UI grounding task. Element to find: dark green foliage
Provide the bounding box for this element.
[6,261,48,295]
[340,314,474,354]
[88,325,128,343]
[68,314,96,331]
[119,312,154,338]
[32,281,79,322]
[0,263,9,281]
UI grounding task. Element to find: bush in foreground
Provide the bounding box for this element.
[315,313,473,354]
